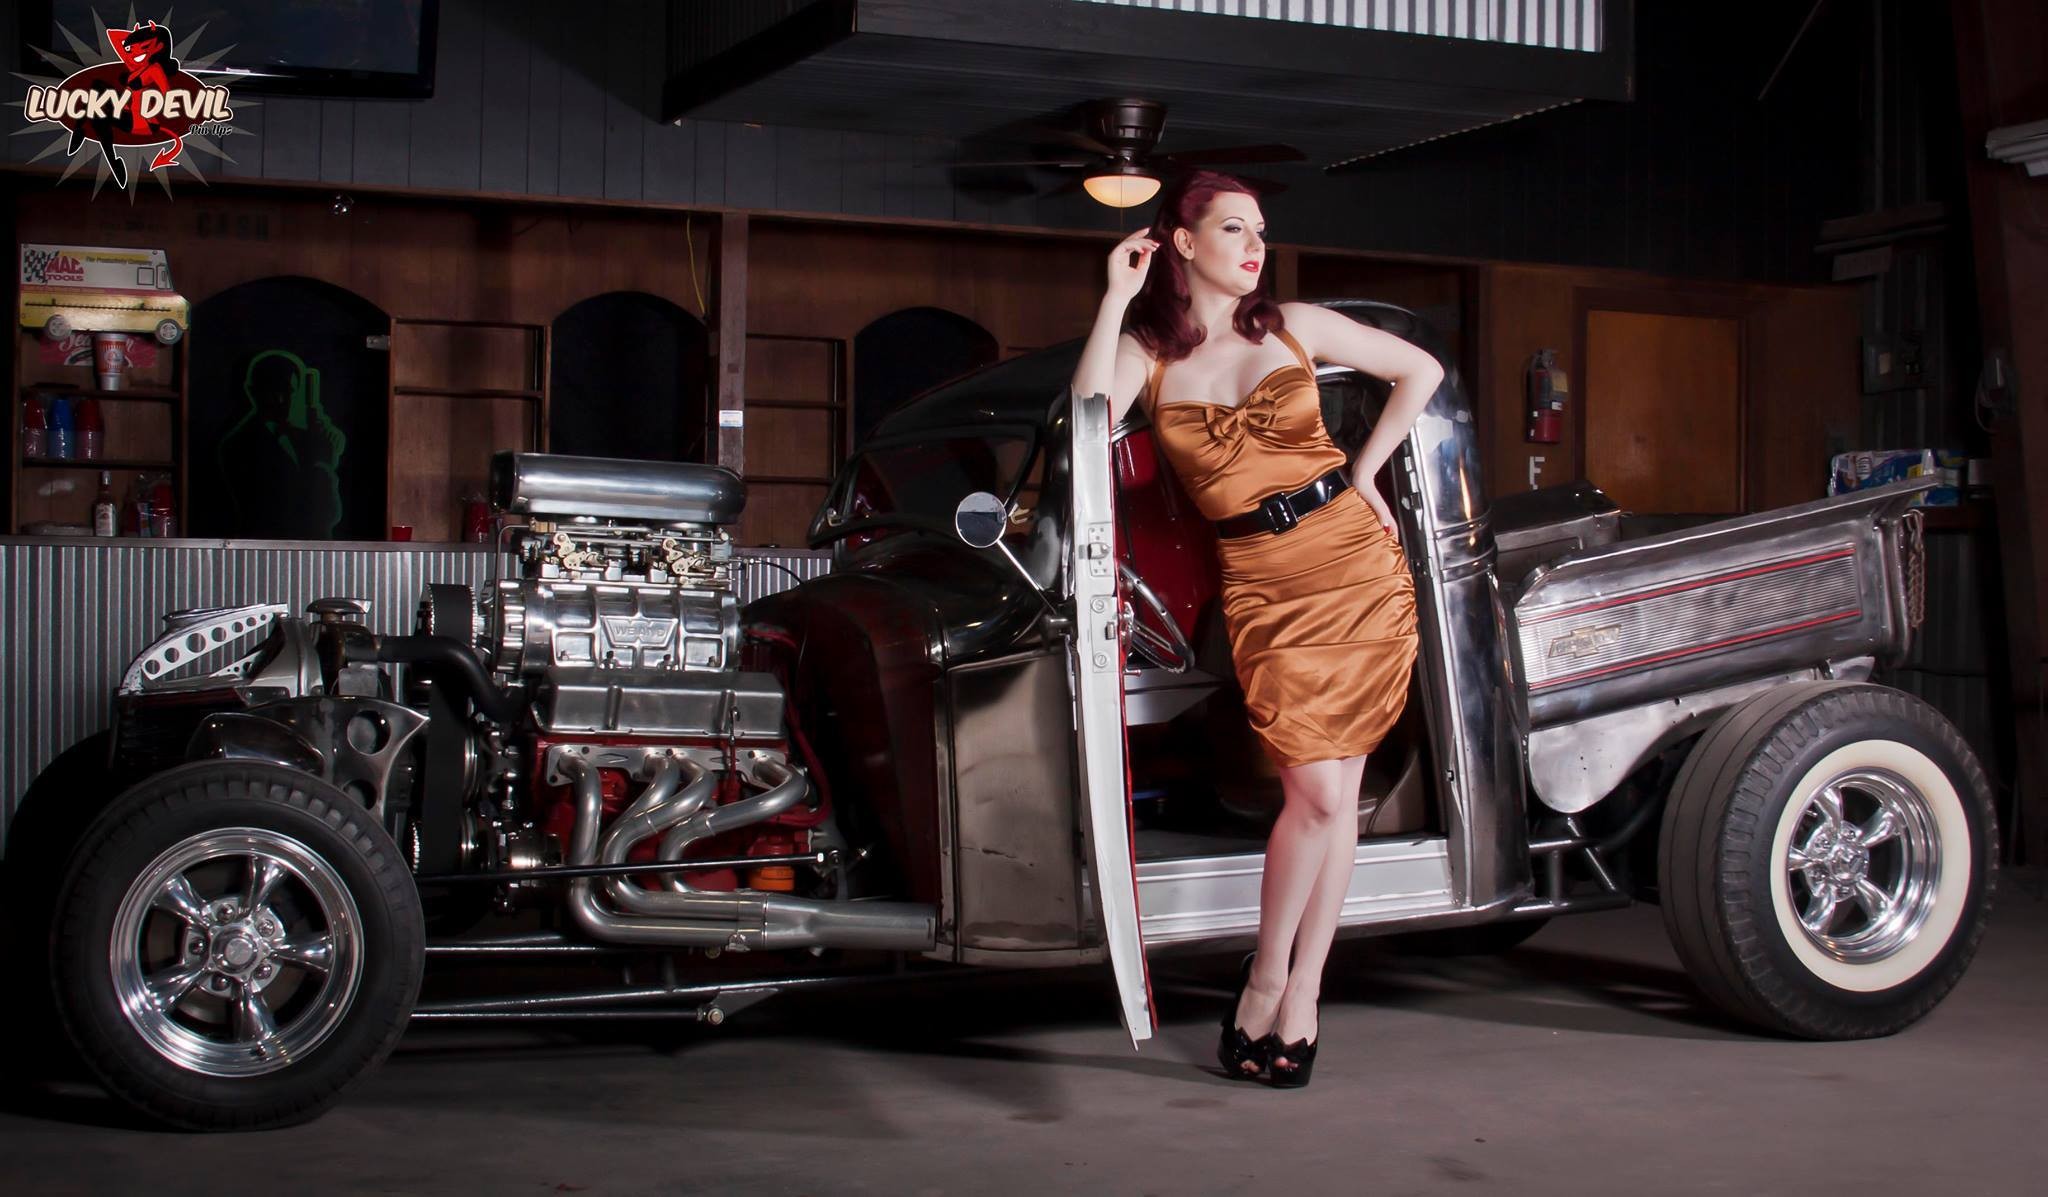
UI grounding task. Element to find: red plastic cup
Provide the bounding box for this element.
[389,525,413,542]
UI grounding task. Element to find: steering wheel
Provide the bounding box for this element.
[1117,559,1195,674]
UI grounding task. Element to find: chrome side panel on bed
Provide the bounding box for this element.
[1513,480,1928,730]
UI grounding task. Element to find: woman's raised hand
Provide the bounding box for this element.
[1105,230,1159,305]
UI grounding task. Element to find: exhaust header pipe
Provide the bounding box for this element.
[563,755,935,952]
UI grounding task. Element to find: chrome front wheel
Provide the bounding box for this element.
[109,829,364,1078]
[53,762,422,1131]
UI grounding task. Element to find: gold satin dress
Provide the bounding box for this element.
[1145,328,1418,768]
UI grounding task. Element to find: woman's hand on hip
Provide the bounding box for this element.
[1354,474,1397,539]
[1105,230,1158,305]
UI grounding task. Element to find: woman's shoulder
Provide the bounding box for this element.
[1118,332,1161,376]
[1276,301,1326,329]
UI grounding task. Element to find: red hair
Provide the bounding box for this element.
[1124,170,1283,364]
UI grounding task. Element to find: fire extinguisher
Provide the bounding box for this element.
[1525,349,1568,443]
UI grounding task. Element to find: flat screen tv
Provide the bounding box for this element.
[22,2,439,98]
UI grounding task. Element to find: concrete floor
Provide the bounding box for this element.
[6,874,2045,1196]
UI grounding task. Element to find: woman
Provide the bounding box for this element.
[1069,170,1440,1088]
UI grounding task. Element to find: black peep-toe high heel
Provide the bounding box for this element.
[1216,953,1269,1080]
[1262,1002,1319,1089]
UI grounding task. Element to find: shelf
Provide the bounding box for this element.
[21,457,174,471]
[21,384,180,402]
[392,386,544,400]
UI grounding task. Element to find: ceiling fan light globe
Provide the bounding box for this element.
[1083,173,1161,208]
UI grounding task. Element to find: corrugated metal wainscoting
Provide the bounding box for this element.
[0,538,831,853]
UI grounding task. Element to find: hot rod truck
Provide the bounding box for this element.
[20,302,1993,1130]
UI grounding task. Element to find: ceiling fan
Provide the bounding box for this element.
[944,98,1307,208]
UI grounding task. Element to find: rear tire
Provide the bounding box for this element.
[51,762,424,1130]
[1658,683,1995,1039]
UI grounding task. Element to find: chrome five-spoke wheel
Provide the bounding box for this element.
[52,762,422,1130]
[1781,768,1940,964]
[111,829,363,1077]
[1660,683,1994,1039]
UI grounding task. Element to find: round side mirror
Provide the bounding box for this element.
[953,491,1007,549]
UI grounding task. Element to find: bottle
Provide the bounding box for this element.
[22,395,48,460]
[75,397,104,461]
[148,474,175,537]
[128,474,152,538]
[93,471,118,537]
[46,395,75,460]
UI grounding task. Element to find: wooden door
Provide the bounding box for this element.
[1583,310,1743,514]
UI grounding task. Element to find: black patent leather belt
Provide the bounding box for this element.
[1214,468,1351,539]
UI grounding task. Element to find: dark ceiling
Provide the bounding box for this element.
[664,0,1635,180]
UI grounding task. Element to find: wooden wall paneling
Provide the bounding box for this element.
[536,325,552,455]
[1271,246,1299,301]
[383,313,398,531]
[739,484,829,550]
[1480,264,1580,495]
[744,336,843,478]
[388,318,544,539]
[82,399,175,464]
[1295,255,1467,362]
[1747,286,1861,512]
[714,214,750,472]
[744,222,1103,348]
[739,333,844,547]
[389,393,536,541]
[392,324,537,392]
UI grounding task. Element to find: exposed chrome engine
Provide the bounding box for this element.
[486,451,745,687]
[129,452,936,957]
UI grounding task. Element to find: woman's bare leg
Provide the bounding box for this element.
[1271,753,1368,1055]
[1233,756,1358,1047]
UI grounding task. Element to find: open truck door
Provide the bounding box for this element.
[1068,391,1155,1046]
